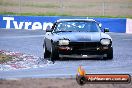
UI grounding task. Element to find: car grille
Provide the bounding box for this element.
[70,42,99,47]
[69,42,100,54]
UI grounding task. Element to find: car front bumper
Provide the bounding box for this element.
[59,54,106,58]
[55,42,112,58]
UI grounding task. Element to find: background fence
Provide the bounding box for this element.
[0,0,132,17]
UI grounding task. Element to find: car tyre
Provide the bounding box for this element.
[44,46,50,59]
[104,47,113,60]
[50,44,59,62]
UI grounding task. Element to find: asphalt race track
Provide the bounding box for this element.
[0,29,132,78]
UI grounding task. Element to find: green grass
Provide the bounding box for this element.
[0,2,18,6]
[0,2,60,8]
[0,12,132,18]
[68,3,97,8]
[25,3,60,8]
[0,12,71,16]
[87,15,132,18]
[0,53,13,63]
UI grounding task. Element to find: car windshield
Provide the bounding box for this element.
[54,21,101,32]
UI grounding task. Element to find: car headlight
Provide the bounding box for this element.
[59,40,69,45]
[100,39,111,45]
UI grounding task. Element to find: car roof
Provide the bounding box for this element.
[56,19,96,22]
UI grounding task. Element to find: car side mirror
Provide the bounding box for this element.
[46,29,53,32]
[46,26,53,32]
[104,28,109,33]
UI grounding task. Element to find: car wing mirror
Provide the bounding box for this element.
[46,26,53,32]
[46,29,53,32]
[104,28,109,33]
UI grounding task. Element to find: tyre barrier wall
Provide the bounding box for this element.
[0,15,131,33]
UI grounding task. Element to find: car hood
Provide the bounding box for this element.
[52,32,111,42]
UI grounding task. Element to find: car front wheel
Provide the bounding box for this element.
[50,44,59,62]
[104,47,113,60]
[44,46,50,59]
